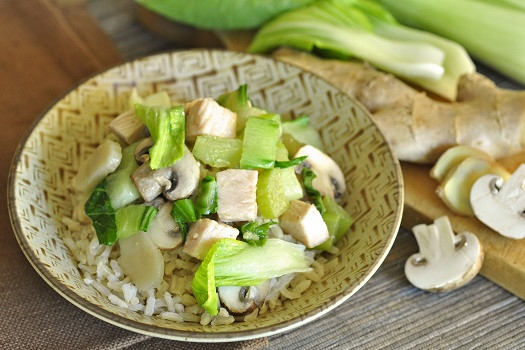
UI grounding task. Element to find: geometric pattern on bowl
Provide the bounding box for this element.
[8,50,403,341]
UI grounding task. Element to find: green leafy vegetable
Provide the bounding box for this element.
[191,238,312,315]
[115,205,158,240]
[377,0,525,86]
[301,167,326,214]
[195,176,218,218]
[249,0,475,100]
[106,142,141,209]
[171,199,198,241]
[274,156,307,168]
[240,116,280,169]
[241,221,277,246]
[256,168,290,218]
[85,179,117,246]
[276,141,304,201]
[134,104,185,170]
[135,0,316,30]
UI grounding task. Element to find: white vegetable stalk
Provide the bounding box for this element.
[377,0,525,85]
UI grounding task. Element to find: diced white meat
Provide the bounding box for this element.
[217,169,258,222]
[185,98,236,140]
[183,219,239,260]
[108,110,148,145]
[279,200,329,248]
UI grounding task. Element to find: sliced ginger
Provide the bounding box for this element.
[430,145,492,182]
[437,157,509,216]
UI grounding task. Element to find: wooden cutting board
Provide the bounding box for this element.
[138,8,525,300]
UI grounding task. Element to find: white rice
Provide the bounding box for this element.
[62,190,334,325]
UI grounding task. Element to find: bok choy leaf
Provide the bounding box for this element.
[134,104,185,170]
[191,238,312,315]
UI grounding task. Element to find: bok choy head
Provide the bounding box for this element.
[249,0,475,100]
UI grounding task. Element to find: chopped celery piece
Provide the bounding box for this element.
[301,168,326,214]
[314,212,340,251]
[323,197,354,241]
[257,169,289,219]
[315,197,354,251]
[115,205,158,240]
[217,84,267,132]
[171,199,198,241]
[257,113,282,136]
[85,179,117,246]
[192,135,242,168]
[134,104,185,170]
[282,116,324,151]
[106,142,140,209]
[195,176,218,217]
[280,167,304,201]
[240,221,277,246]
[275,141,304,201]
[281,133,305,156]
[192,238,312,315]
[240,117,280,169]
[275,141,289,161]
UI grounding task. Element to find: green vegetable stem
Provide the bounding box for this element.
[301,167,326,214]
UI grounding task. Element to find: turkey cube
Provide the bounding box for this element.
[185,98,236,140]
[279,200,329,248]
[183,219,239,260]
[217,169,258,222]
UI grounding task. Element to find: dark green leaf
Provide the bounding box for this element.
[301,167,326,214]
[171,199,198,242]
[195,176,218,217]
[84,179,117,246]
[274,156,307,168]
[240,221,277,246]
[140,206,158,232]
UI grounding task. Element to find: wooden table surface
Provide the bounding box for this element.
[2,0,525,349]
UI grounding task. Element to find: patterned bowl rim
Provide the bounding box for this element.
[7,49,404,342]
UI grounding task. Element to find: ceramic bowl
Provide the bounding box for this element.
[8,49,403,342]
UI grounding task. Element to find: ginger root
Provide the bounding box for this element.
[273,48,525,164]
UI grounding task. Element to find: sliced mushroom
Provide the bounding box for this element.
[163,146,200,201]
[131,161,172,202]
[218,280,270,315]
[131,146,200,202]
[147,202,182,250]
[294,145,346,200]
[134,137,154,164]
[405,216,484,292]
[470,164,525,239]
